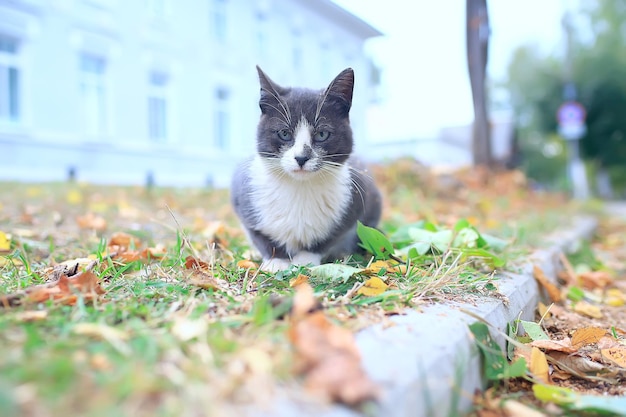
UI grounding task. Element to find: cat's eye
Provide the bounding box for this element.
[277,129,292,141]
[314,131,330,142]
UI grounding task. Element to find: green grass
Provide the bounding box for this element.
[0,170,583,416]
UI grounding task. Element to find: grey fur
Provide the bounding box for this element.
[231,67,382,265]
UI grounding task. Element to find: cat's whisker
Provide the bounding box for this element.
[262,88,292,125]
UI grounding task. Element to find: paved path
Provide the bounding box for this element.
[603,201,626,218]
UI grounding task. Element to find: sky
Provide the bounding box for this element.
[332,0,567,141]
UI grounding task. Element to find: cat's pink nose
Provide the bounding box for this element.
[295,156,309,167]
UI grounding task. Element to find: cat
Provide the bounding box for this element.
[230,66,382,272]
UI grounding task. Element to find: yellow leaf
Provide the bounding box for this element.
[537,302,551,319]
[530,347,550,384]
[601,346,626,368]
[66,189,83,205]
[572,301,603,319]
[357,277,388,297]
[605,289,625,307]
[0,231,10,252]
[289,274,309,288]
[364,260,400,275]
[571,327,607,349]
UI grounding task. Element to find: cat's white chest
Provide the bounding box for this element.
[249,157,351,254]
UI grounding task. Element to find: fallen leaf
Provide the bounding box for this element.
[288,283,379,405]
[521,320,550,341]
[289,274,309,288]
[66,189,83,204]
[76,213,107,231]
[600,346,626,368]
[364,260,399,275]
[108,232,142,250]
[530,338,577,354]
[0,231,10,252]
[530,347,550,384]
[572,301,603,319]
[237,259,258,270]
[578,270,613,289]
[357,277,388,297]
[549,351,606,375]
[571,327,607,349]
[73,323,130,355]
[185,256,211,271]
[605,288,625,307]
[533,265,561,303]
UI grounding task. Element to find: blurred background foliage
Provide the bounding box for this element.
[504,0,626,197]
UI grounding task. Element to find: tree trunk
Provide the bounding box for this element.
[466,0,492,167]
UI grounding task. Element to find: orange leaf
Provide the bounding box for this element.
[578,270,613,289]
[108,232,142,250]
[237,259,258,270]
[364,260,399,275]
[76,213,107,231]
[289,274,310,288]
[600,346,626,368]
[185,256,211,271]
[533,265,561,303]
[571,327,607,349]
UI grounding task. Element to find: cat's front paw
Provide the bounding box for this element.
[260,258,292,273]
[292,251,322,267]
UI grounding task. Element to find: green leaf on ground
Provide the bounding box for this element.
[309,264,363,283]
[520,320,550,341]
[469,322,527,381]
[357,221,394,260]
[533,384,626,415]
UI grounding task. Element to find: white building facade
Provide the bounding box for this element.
[0,0,381,186]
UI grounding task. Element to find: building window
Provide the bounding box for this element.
[214,87,229,149]
[79,53,108,136]
[0,34,20,124]
[211,0,228,43]
[148,71,169,142]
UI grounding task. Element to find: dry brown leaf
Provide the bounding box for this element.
[0,271,106,307]
[571,327,607,349]
[76,213,107,231]
[572,301,603,319]
[549,351,607,374]
[558,251,577,286]
[108,232,142,250]
[530,347,550,384]
[601,346,626,368]
[185,255,211,271]
[530,338,577,354]
[533,265,561,303]
[578,270,613,289]
[288,283,379,405]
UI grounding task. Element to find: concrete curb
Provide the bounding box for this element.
[252,216,598,417]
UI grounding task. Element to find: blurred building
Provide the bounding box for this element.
[0,0,381,186]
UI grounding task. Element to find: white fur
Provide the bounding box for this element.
[249,155,352,257]
[261,258,292,273]
[281,117,315,174]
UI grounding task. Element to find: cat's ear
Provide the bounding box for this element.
[257,66,289,114]
[324,68,354,112]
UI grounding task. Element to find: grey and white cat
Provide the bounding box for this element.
[231,66,382,272]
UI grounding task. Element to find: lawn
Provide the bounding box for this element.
[0,160,583,416]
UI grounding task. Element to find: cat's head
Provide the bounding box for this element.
[255,66,354,181]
